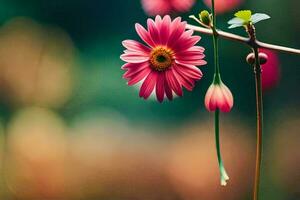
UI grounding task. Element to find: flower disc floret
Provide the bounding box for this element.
[150,46,174,71]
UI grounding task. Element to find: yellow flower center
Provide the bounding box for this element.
[150,46,174,71]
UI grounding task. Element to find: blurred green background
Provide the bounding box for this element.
[0,0,299,199]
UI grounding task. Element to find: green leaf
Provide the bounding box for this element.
[251,13,271,24]
[228,10,252,29]
[228,17,244,25]
[234,10,252,22]
[227,17,244,29]
[228,10,271,29]
[228,23,244,29]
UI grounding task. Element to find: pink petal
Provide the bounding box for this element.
[122,49,148,56]
[165,69,183,96]
[123,62,150,79]
[159,15,171,45]
[122,40,151,53]
[172,67,194,91]
[156,73,165,102]
[120,52,149,63]
[167,18,186,46]
[172,64,197,85]
[175,50,206,66]
[164,73,173,100]
[155,15,163,27]
[147,18,161,45]
[175,63,203,80]
[209,86,221,111]
[205,84,216,112]
[135,23,155,47]
[121,63,133,70]
[121,62,148,70]
[182,46,205,54]
[176,47,205,60]
[127,67,152,86]
[219,83,234,112]
[139,71,158,99]
[172,33,201,52]
[176,53,205,61]
[176,59,207,66]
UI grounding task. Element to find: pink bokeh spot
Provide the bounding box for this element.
[121,15,206,102]
[141,0,195,16]
[204,82,234,112]
[203,0,243,14]
[260,49,281,91]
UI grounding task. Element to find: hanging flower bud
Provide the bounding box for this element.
[204,82,234,113]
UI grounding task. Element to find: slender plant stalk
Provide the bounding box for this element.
[210,0,229,186]
[246,23,264,200]
[186,24,300,55]
[252,47,264,200]
[214,108,229,185]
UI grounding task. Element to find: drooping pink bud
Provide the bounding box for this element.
[204,82,234,112]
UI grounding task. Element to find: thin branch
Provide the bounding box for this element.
[186,24,300,55]
[256,41,300,55]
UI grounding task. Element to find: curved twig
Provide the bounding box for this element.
[186,24,300,55]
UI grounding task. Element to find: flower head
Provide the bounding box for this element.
[204,81,233,112]
[203,0,243,14]
[121,15,206,102]
[141,0,195,16]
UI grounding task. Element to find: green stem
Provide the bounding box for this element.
[215,109,229,186]
[212,31,220,76]
[252,47,264,200]
[211,0,220,76]
[211,0,228,186]
[211,0,216,25]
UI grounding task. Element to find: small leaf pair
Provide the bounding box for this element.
[228,10,270,29]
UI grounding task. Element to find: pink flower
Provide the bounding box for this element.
[121,15,206,102]
[204,82,234,112]
[260,49,281,91]
[141,0,195,16]
[203,0,243,14]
